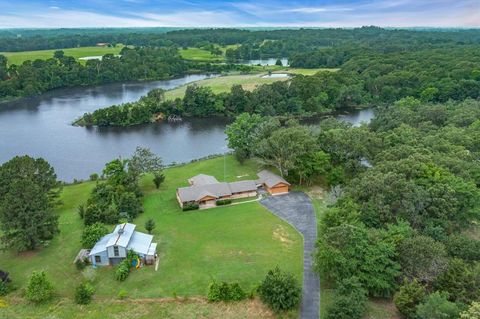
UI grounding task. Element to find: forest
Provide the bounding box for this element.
[225,98,480,318]
[77,43,480,127]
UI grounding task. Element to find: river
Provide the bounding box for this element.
[0,75,373,181]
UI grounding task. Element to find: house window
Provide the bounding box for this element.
[113,246,119,257]
[95,256,101,263]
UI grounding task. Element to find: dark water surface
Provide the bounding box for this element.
[0,75,374,181]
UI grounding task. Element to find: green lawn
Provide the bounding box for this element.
[179,47,224,62]
[0,156,303,317]
[1,46,123,66]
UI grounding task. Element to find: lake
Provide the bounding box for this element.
[0,76,374,181]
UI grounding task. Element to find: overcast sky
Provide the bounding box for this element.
[0,0,478,28]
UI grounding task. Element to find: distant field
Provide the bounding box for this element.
[1,46,123,65]
[179,47,224,61]
[165,68,335,100]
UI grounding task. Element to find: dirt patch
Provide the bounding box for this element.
[16,250,39,259]
[307,185,326,200]
[273,225,293,246]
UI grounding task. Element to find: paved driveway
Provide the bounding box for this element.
[260,192,320,319]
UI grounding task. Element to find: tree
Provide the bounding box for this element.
[275,59,283,66]
[256,125,317,177]
[398,235,448,284]
[257,267,301,312]
[153,172,165,189]
[74,282,95,305]
[81,223,108,249]
[128,147,164,175]
[416,292,460,319]
[293,150,331,185]
[460,302,480,319]
[0,156,60,251]
[145,219,156,234]
[325,277,367,319]
[25,271,54,303]
[225,113,266,162]
[394,279,426,319]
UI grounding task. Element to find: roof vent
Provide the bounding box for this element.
[118,228,124,235]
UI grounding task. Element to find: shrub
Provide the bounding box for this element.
[0,281,8,296]
[325,277,367,319]
[74,282,95,305]
[445,235,480,262]
[77,204,85,219]
[115,260,130,281]
[25,271,54,303]
[118,289,128,300]
[81,222,108,249]
[416,292,460,319]
[89,173,99,181]
[258,267,301,312]
[461,301,480,319]
[216,199,232,206]
[153,172,165,189]
[394,279,426,319]
[207,281,246,302]
[75,259,86,271]
[182,203,200,211]
[145,218,156,234]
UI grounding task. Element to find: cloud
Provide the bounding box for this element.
[282,7,353,14]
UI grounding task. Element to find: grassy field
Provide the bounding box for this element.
[164,68,332,100]
[179,47,224,62]
[1,46,123,65]
[0,156,303,317]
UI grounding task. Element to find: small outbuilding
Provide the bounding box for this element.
[89,223,157,267]
[257,170,290,195]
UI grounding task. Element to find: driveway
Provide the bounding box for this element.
[260,192,320,319]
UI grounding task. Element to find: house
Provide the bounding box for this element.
[176,170,289,208]
[96,42,111,47]
[256,170,290,195]
[177,174,257,209]
[89,223,157,267]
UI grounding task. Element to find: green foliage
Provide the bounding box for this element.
[460,302,480,319]
[416,292,460,319]
[153,172,165,189]
[89,173,99,181]
[81,222,108,249]
[25,271,54,303]
[115,260,130,281]
[315,223,400,297]
[226,113,266,160]
[257,267,301,312]
[325,277,367,319]
[0,281,9,296]
[0,156,60,252]
[74,282,95,305]
[117,289,128,300]
[75,259,86,271]
[445,235,480,262]
[129,147,164,175]
[216,199,232,206]
[394,279,426,319]
[145,218,156,234]
[207,281,246,302]
[398,235,448,284]
[182,203,199,211]
[434,258,480,304]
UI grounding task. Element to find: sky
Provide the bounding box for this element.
[0,0,478,28]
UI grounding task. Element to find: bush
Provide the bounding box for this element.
[416,292,460,319]
[207,281,246,302]
[75,259,86,271]
[445,235,480,262]
[394,279,426,319]
[0,281,8,296]
[74,282,95,305]
[325,277,367,319]
[25,271,54,303]
[118,289,128,300]
[182,203,200,211]
[257,267,301,312]
[81,222,108,249]
[89,173,99,181]
[461,301,480,319]
[216,199,232,206]
[115,260,130,281]
[145,218,155,234]
[153,172,165,189]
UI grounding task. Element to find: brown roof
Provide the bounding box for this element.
[257,170,290,188]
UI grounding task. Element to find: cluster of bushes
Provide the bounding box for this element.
[207,281,247,302]
[325,277,367,319]
[115,250,140,282]
[216,199,232,206]
[257,267,301,312]
[81,222,108,249]
[182,203,200,211]
[25,271,54,303]
[74,282,95,305]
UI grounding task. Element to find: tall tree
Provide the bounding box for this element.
[0,156,60,251]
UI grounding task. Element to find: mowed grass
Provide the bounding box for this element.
[0,156,303,317]
[179,47,224,62]
[164,68,333,100]
[1,46,123,66]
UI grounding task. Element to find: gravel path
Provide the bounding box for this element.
[260,192,320,319]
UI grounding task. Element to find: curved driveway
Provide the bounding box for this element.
[260,192,320,319]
